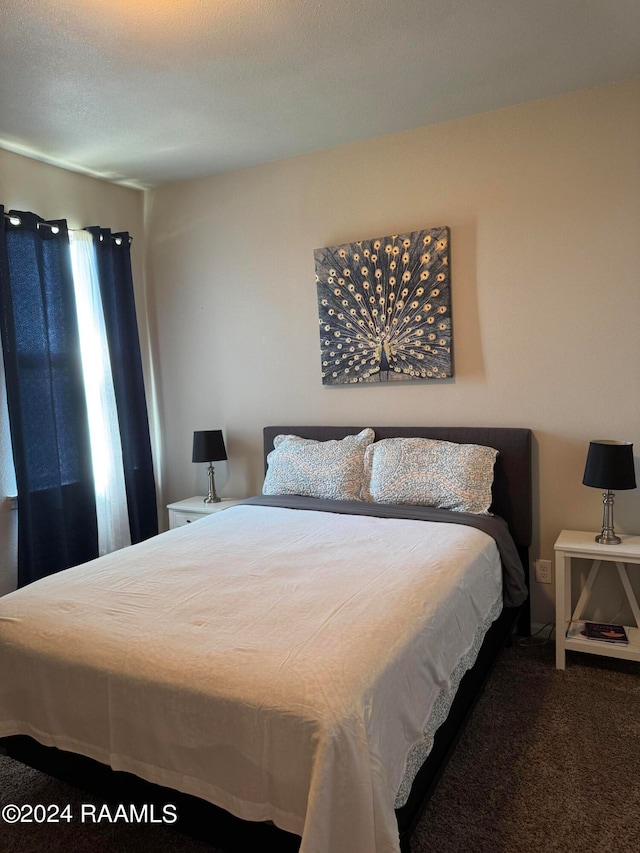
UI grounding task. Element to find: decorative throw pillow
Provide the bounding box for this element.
[262,428,375,501]
[362,437,498,514]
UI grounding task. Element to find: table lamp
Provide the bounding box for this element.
[192,430,227,503]
[582,440,636,544]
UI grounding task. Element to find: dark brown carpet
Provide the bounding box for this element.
[1,640,639,852]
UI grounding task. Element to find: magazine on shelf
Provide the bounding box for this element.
[581,622,628,644]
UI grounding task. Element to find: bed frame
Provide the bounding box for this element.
[0,425,532,853]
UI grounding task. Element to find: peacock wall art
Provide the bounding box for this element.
[314,226,452,384]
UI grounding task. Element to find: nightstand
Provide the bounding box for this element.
[167,497,243,529]
[554,530,640,669]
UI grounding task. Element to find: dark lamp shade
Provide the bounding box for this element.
[582,440,636,491]
[192,430,227,463]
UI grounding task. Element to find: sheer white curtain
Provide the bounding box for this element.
[69,230,131,555]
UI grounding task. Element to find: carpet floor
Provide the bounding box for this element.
[1,639,639,852]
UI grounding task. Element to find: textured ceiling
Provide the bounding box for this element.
[0,0,638,189]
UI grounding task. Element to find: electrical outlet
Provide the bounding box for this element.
[535,559,552,584]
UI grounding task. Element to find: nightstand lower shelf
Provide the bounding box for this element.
[564,620,640,663]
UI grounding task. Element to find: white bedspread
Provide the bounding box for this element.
[0,505,502,853]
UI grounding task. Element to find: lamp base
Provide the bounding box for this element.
[204,464,221,503]
[595,531,621,545]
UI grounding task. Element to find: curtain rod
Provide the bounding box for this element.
[3,213,132,244]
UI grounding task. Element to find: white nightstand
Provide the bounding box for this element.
[167,497,243,529]
[554,530,640,669]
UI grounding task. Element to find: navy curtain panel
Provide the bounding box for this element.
[87,227,158,543]
[0,208,98,586]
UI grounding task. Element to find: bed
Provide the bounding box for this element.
[0,425,532,853]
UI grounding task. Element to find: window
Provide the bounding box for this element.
[1,208,157,586]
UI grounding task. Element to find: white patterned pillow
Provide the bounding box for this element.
[362,437,498,513]
[262,429,375,501]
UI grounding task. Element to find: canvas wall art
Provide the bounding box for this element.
[314,227,452,384]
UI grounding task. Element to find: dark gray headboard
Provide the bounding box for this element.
[263,426,532,553]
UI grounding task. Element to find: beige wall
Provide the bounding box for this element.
[0,148,147,593]
[147,80,640,625]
